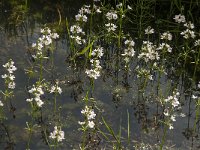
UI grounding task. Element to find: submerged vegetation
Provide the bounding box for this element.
[0,0,200,149]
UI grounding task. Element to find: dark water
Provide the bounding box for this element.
[0,1,200,150]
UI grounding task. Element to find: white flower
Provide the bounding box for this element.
[105,23,117,32]
[80,105,96,129]
[79,5,91,14]
[171,98,180,107]
[91,47,104,58]
[32,43,36,47]
[192,95,198,99]
[184,21,194,29]
[2,60,17,89]
[51,33,59,39]
[180,29,196,39]
[198,82,200,88]
[88,110,96,120]
[160,32,172,41]
[127,5,132,10]
[124,39,135,47]
[26,98,33,102]
[173,14,186,23]
[50,83,62,94]
[164,108,169,116]
[170,115,176,122]
[138,41,159,62]
[116,3,122,8]
[106,11,118,20]
[94,5,102,13]
[88,120,95,128]
[78,121,86,125]
[157,43,172,53]
[49,126,65,142]
[145,26,154,34]
[169,124,174,130]
[75,14,88,22]
[35,97,44,107]
[85,69,101,79]
[194,39,200,47]
[1,74,7,79]
[8,82,16,89]
[0,101,4,106]
[180,113,186,117]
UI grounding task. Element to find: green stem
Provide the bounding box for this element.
[193,48,200,79]
[54,94,57,113]
[39,57,43,82]
[160,124,168,150]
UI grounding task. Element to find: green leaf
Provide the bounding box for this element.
[77,41,94,56]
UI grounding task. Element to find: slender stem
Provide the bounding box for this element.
[54,93,57,113]
[160,124,168,150]
[39,57,43,82]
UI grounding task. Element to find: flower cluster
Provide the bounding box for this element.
[160,31,172,41]
[70,25,86,45]
[93,4,102,13]
[106,10,118,20]
[122,39,135,63]
[32,27,59,59]
[138,41,159,62]
[105,23,117,32]
[136,67,153,81]
[173,14,196,39]
[180,28,196,39]
[85,47,103,79]
[76,5,91,22]
[79,105,96,129]
[2,59,17,89]
[26,83,45,107]
[157,43,172,53]
[163,91,181,130]
[105,10,118,32]
[49,82,62,95]
[49,126,65,142]
[158,31,173,53]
